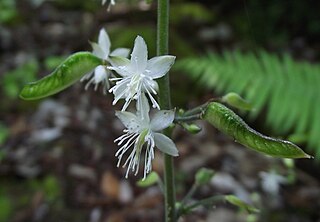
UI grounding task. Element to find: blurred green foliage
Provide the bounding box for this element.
[246,0,320,45]
[175,51,320,158]
[0,123,9,146]
[212,0,320,46]
[30,175,61,202]
[109,25,196,58]
[0,0,18,25]
[44,55,68,70]
[195,168,215,186]
[0,175,61,221]
[1,59,38,99]
[170,2,214,24]
[0,195,12,222]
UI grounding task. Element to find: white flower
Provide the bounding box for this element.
[114,94,178,179]
[259,170,287,195]
[81,28,130,93]
[102,0,115,11]
[108,35,176,111]
[81,65,110,92]
[102,0,115,6]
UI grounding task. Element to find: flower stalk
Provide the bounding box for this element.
[157,0,176,221]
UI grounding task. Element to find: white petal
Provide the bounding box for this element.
[108,67,132,78]
[130,36,148,73]
[110,79,129,102]
[154,133,179,156]
[98,28,111,57]
[94,65,108,83]
[108,56,131,76]
[115,111,141,132]
[91,42,106,59]
[110,48,130,58]
[109,56,130,66]
[146,55,176,79]
[80,71,93,82]
[150,110,175,131]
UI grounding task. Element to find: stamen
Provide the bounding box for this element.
[144,85,160,109]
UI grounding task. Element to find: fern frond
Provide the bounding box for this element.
[174,51,320,158]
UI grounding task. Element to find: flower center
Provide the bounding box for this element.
[126,73,145,99]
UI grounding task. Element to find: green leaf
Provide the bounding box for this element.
[136,172,159,187]
[19,52,102,100]
[222,92,253,111]
[225,195,260,214]
[202,102,311,159]
[195,168,215,185]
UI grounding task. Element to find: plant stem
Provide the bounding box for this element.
[157,2,171,108]
[174,114,202,122]
[182,195,225,214]
[183,98,219,117]
[157,0,176,221]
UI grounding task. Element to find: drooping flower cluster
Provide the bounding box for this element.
[82,28,178,179]
[81,28,129,93]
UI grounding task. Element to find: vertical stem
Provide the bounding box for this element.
[157,0,171,109]
[157,0,176,221]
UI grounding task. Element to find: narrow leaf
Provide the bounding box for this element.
[202,102,311,159]
[20,52,103,100]
[136,172,159,187]
[225,195,260,214]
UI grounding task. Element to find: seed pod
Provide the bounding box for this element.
[20,52,102,100]
[202,102,311,158]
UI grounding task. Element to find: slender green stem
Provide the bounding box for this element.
[181,184,198,204]
[163,153,175,221]
[174,114,202,122]
[157,0,171,110]
[157,0,176,221]
[179,195,225,216]
[183,98,220,117]
[183,104,207,116]
[176,183,198,217]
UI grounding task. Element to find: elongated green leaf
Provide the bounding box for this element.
[225,195,260,214]
[202,102,311,159]
[20,52,103,100]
